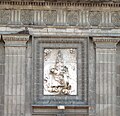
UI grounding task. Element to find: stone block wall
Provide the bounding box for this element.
[0,1,120,116]
[0,34,119,116]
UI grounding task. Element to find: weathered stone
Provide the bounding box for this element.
[93,37,120,116]
[0,1,120,116]
[3,34,29,116]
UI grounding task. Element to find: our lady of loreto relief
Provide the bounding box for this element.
[44,49,77,95]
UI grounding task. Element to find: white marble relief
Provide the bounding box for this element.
[44,49,77,95]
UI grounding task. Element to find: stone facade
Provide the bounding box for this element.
[0,0,120,116]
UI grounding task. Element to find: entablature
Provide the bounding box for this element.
[0,0,120,29]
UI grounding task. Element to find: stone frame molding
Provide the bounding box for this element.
[32,35,88,107]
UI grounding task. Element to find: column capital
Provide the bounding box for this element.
[2,34,29,47]
[93,36,120,49]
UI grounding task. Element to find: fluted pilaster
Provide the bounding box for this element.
[0,35,4,116]
[3,34,29,116]
[93,37,120,116]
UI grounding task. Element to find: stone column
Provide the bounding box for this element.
[25,39,32,116]
[3,35,29,116]
[0,36,4,116]
[93,37,120,116]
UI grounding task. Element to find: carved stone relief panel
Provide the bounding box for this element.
[32,37,88,106]
[43,10,57,25]
[21,10,33,25]
[0,10,10,24]
[111,11,120,27]
[88,11,102,26]
[44,49,77,95]
[66,11,79,26]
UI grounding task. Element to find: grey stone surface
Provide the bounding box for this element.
[116,42,120,116]
[0,9,115,27]
[25,39,32,116]
[0,34,119,116]
[2,35,29,116]
[93,37,119,116]
[88,38,96,116]
[0,1,120,116]
[0,40,4,116]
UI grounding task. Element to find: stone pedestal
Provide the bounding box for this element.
[93,37,120,116]
[3,35,29,116]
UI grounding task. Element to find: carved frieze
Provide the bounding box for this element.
[88,11,102,26]
[66,11,79,26]
[0,10,10,24]
[0,9,120,28]
[43,10,57,25]
[21,10,33,25]
[111,11,120,27]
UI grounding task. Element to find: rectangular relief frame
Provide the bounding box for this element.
[32,36,88,106]
[44,48,77,96]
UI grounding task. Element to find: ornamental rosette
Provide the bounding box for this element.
[89,11,102,26]
[111,12,120,27]
[67,11,79,26]
[21,10,33,25]
[43,10,57,25]
[0,10,10,24]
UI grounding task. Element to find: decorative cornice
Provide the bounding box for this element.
[35,36,87,44]
[2,34,29,42]
[0,1,120,7]
[93,36,120,49]
[93,37,120,43]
